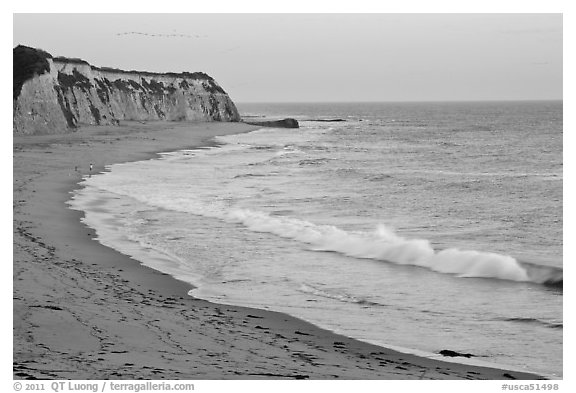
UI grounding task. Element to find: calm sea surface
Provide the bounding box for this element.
[69,101,563,377]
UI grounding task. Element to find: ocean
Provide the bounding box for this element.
[68,101,562,377]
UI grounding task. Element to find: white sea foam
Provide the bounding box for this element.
[224,208,531,282]
[77,178,534,283]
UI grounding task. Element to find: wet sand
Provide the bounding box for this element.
[13,121,544,380]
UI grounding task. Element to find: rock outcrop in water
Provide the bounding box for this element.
[13,45,241,135]
[244,118,299,128]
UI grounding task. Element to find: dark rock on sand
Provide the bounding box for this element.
[439,349,475,358]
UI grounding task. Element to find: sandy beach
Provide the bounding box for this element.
[13,121,545,380]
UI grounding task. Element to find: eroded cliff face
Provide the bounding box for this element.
[13,46,240,135]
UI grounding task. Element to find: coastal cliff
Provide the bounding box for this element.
[13,45,240,135]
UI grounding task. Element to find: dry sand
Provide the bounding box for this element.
[13,121,545,380]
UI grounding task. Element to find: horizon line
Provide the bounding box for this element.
[235,99,563,104]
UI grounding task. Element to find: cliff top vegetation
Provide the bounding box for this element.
[13,45,52,99]
[14,45,223,100]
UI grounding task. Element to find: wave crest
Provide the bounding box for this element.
[226,208,558,285]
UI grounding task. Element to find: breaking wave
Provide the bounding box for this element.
[502,317,563,330]
[222,208,561,286]
[519,262,563,288]
[80,175,562,287]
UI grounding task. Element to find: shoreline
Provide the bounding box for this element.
[13,121,545,380]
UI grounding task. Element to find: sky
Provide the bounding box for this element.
[13,13,562,103]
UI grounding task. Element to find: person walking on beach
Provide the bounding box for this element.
[89,163,93,173]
